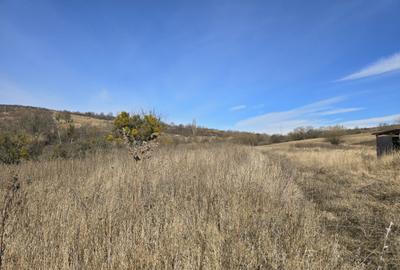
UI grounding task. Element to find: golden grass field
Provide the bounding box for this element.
[0,133,399,269]
[70,114,112,129]
[259,133,400,269]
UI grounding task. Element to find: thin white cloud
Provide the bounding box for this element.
[338,52,400,81]
[235,95,398,134]
[341,114,400,128]
[233,96,391,134]
[229,105,246,111]
[235,97,346,134]
[317,107,364,116]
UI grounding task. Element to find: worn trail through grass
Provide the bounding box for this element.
[259,145,400,269]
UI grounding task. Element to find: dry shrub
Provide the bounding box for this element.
[0,145,358,269]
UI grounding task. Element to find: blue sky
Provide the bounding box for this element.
[1,0,399,134]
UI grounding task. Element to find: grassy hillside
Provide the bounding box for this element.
[1,103,394,165]
[264,132,376,148]
[259,135,400,268]
[0,105,399,269]
[2,104,395,147]
[0,104,113,129]
[0,144,363,269]
[0,105,115,163]
[1,139,398,268]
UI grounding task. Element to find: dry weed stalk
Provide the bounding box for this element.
[378,221,394,270]
[0,175,20,270]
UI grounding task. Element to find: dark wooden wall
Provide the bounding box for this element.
[376,135,394,157]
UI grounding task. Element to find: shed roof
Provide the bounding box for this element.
[372,128,400,136]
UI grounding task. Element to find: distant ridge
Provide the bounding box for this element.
[1,104,398,146]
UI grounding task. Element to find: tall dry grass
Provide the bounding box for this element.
[0,144,359,269]
[272,145,399,177]
[261,143,400,268]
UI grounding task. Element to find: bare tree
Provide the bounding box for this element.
[191,119,197,136]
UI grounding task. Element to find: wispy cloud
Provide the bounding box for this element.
[338,52,400,81]
[341,114,400,128]
[234,96,387,134]
[235,97,346,134]
[317,107,364,116]
[229,105,246,111]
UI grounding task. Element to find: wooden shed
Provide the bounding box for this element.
[372,128,400,157]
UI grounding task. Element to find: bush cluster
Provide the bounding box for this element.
[0,133,29,164]
[112,112,162,143]
[324,126,346,145]
[0,109,114,164]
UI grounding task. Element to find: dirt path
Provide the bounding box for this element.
[260,149,400,269]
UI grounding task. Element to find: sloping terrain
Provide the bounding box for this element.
[0,145,361,269]
[259,135,400,268]
[0,105,271,145]
[0,105,112,129]
[1,104,399,268]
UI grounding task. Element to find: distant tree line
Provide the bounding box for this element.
[1,105,395,164]
[164,123,375,146]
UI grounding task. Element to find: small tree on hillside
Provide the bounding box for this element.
[55,111,73,123]
[55,111,74,144]
[112,112,162,160]
[325,126,345,145]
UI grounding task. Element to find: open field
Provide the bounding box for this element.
[0,144,360,269]
[0,136,398,269]
[2,1,399,269]
[259,135,400,269]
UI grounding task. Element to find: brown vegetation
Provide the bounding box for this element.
[0,144,363,269]
[1,104,399,269]
[0,106,114,163]
[260,141,400,269]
